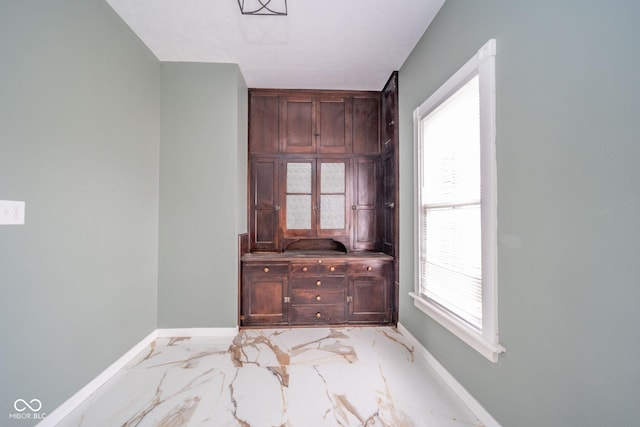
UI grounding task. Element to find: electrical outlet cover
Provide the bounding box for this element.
[0,200,26,225]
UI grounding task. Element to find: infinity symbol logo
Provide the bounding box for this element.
[14,399,42,412]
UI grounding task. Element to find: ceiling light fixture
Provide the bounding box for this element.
[237,0,287,16]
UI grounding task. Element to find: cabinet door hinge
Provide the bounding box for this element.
[346,296,353,303]
[284,296,291,303]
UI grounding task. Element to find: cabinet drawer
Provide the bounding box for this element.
[321,263,347,275]
[289,304,346,324]
[243,263,289,276]
[290,263,319,276]
[289,276,345,289]
[290,289,345,305]
[348,261,390,275]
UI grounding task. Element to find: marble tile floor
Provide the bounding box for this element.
[57,327,483,427]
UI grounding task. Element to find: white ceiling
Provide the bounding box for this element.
[106,0,445,91]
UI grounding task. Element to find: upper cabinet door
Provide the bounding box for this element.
[316,96,352,154]
[280,94,352,154]
[352,95,380,154]
[249,94,279,154]
[280,96,315,153]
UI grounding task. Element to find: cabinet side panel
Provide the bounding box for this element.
[382,153,395,255]
[382,80,397,147]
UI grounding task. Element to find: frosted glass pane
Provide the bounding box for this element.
[287,195,311,229]
[320,163,345,193]
[422,75,480,205]
[287,163,312,193]
[320,195,345,229]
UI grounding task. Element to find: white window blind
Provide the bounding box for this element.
[420,75,483,330]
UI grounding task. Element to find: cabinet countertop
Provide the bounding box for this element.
[241,251,394,262]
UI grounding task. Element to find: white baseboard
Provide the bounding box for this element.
[156,326,239,338]
[38,330,159,427]
[38,327,239,426]
[397,322,501,427]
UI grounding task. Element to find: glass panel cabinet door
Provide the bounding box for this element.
[319,162,346,230]
[317,160,349,237]
[283,159,349,238]
[285,162,314,234]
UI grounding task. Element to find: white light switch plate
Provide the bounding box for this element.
[0,200,26,225]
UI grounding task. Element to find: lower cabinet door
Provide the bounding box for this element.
[348,275,390,323]
[242,264,289,326]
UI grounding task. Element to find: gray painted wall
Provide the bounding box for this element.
[237,75,249,243]
[398,1,640,425]
[0,0,160,420]
[158,63,247,328]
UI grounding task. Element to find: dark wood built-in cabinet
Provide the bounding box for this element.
[242,76,399,328]
[241,254,393,327]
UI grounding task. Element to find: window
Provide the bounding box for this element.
[410,39,505,362]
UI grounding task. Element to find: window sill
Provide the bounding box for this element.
[409,292,505,363]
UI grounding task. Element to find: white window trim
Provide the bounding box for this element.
[410,39,505,363]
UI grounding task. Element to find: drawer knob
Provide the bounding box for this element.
[302,266,308,272]
[316,280,322,286]
[330,266,335,272]
[264,267,269,273]
[315,295,322,301]
[366,266,372,272]
[316,312,322,318]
